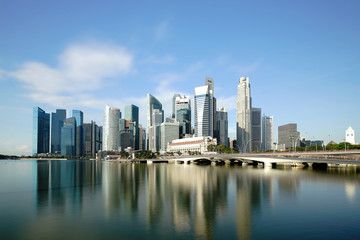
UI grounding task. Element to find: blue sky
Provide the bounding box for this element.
[1,0,360,155]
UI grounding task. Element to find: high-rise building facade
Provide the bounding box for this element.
[236,77,252,152]
[262,115,273,151]
[83,121,102,156]
[125,104,140,150]
[61,117,76,156]
[194,77,216,138]
[346,126,355,144]
[138,124,146,150]
[161,122,180,153]
[216,107,229,147]
[175,95,191,138]
[278,123,300,149]
[149,109,163,152]
[103,105,121,151]
[50,109,66,154]
[251,108,261,151]
[172,93,181,118]
[71,110,84,156]
[147,94,164,150]
[32,107,50,156]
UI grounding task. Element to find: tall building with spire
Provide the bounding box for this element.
[236,77,252,152]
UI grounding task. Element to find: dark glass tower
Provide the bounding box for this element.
[83,121,102,156]
[61,117,76,156]
[50,109,66,154]
[71,110,84,156]
[125,104,140,150]
[32,107,50,156]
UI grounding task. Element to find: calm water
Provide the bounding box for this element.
[0,160,359,240]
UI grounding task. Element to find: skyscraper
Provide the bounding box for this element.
[236,77,252,152]
[172,93,181,118]
[175,95,191,138]
[194,77,215,137]
[125,104,140,150]
[149,109,163,152]
[71,110,84,156]
[83,121,102,156]
[278,123,300,149]
[147,94,164,150]
[103,105,121,151]
[61,117,76,156]
[216,107,229,147]
[262,115,273,151]
[251,108,261,151]
[125,104,139,124]
[32,107,50,156]
[50,109,66,154]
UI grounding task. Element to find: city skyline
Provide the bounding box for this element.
[1,0,360,155]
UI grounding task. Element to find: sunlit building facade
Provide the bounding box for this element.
[103,105,121,151]
[236,77,252,152]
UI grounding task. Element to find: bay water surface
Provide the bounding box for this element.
[0,159,359,239]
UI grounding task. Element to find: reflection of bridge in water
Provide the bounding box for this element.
[158,151,360,167]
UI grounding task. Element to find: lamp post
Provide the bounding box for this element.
[233,144,241,154]
[244,139,253,153]
[290,135,300,152]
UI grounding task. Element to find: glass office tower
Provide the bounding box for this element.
[50,109,66,154]
[71,110,84,156]
[61,117,76,156]
[175,95,191,138]
[147,94,164,150]
[194,85,211,137]
[32,107,50,156]
[125,104,140,150]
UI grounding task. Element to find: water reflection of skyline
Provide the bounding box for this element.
[32,161,360,239]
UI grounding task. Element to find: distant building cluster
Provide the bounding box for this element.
[33,77,357,157]
[32,107,102,156]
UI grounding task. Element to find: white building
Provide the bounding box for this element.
[102,105,121,151]
[236,77,252,152]
[167,136,217,155]
[194,77,215,138]
[346,126,355,144]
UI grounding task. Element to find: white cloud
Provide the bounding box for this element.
[6,42,133,96]
[155,20,169,40]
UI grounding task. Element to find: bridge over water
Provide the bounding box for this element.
[162,151,360,168]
